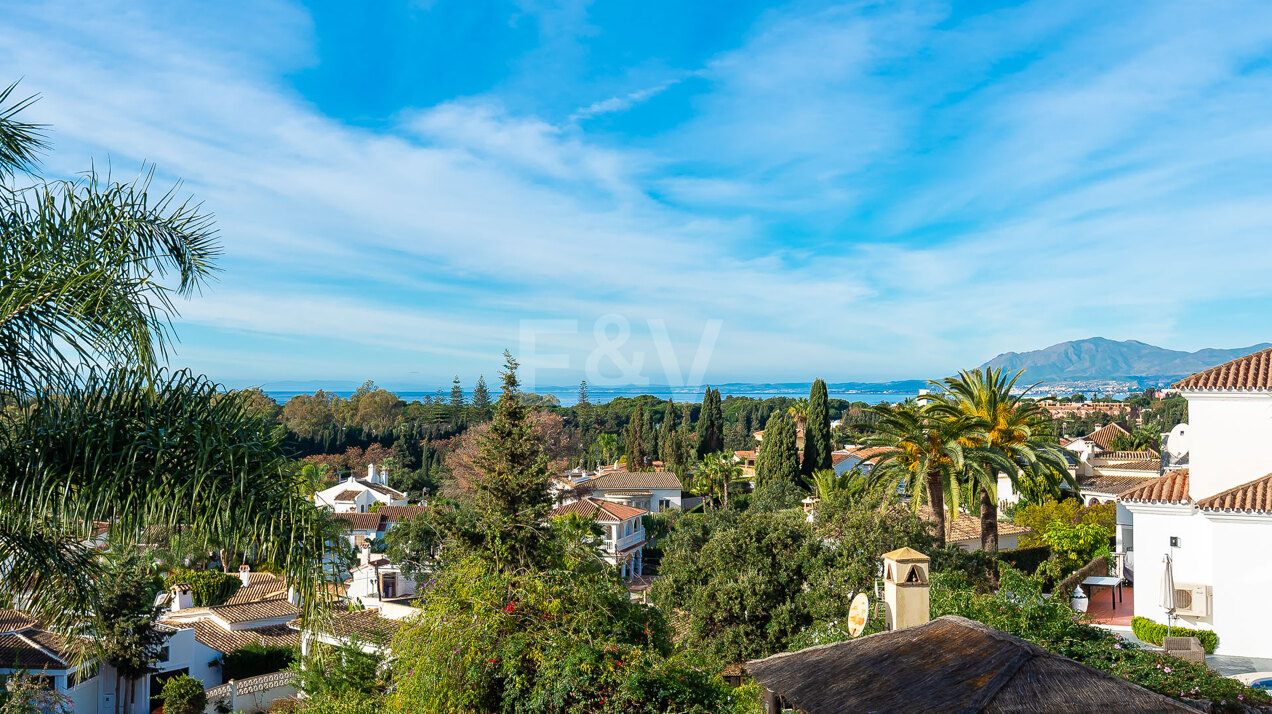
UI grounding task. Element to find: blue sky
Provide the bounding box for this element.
[5,1,1272,390]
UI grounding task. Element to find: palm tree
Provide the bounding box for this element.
[0,83,328,632]
[931,368,1074,551]
[858,400,991,546]
[693,452,742,510]
[806,467,869,508]
[787,398,809,443]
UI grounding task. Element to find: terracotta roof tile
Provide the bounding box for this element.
[837,446,895,465]
[224,573,288,605]
[1196,472,1272,513]
[333,489,362,502]
[0,610,37,635]
[917,506,1029,542]
[186,621,299,655]
[355,479,408,498]
[551,497,647,523]
[1096,459,1161,473]
[210,599,299,625]
[1119,469,1190,504]
[377,505,430,523]
[1084,422,1130,451]
[1078,474,1159,496]
[334,512,384,531]
[1100,450,1160,460]
[582,470,682,491]
[303,608,400,647]
[1174,346,1272,390]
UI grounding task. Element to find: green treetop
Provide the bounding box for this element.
[755,411,800,486]
[802,379,833,476]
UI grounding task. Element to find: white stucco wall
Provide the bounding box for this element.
[1206,512,1272,657]
[1185,391,1272,499]
[189,640,224,688]
[66,673,99,713]
[1127,505,1212,637]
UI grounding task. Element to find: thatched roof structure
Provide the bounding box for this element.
[746,616,1195,713]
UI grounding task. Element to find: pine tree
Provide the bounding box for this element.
[98,548,165,714]
[578,380,590,406]
[471,376,491,420]
[449,376,466,423]
[802,379,832,476]
[696,387,724,456]
[755,411,800,486]
[471,351,553,570]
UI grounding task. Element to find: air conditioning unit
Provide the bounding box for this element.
[1174,583,1210,617]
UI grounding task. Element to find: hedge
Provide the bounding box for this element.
[999,545,1051,574]
[163,569,241,607]
[1131,616,1219,654]
[222,643,297,681]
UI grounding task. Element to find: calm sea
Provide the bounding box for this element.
[262,386,924,407]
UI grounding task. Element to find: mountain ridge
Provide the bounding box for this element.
[980,337,1272,381]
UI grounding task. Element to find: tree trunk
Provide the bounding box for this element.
[926,467,946,547]
[723,477,729,509]
[980,485,999,553]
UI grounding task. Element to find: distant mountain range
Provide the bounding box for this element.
[981,338,1272,382]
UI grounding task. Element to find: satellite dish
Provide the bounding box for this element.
[1167,423,1190,458]
[848,592,870,637]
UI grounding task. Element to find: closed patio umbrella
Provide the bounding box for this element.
[1160,553,1176,636]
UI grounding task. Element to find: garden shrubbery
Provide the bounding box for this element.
[163,569,241,607]
[1131,616,1219,654]
[222,643,298,680]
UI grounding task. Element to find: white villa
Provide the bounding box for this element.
[1119,347,1272,657]
[314,464,409,513]
[565,470,683,513]
[0,609,100,713]
[549,497,648,579]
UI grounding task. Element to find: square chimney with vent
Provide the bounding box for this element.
[882,547,930,631]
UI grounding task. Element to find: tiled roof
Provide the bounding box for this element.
[185,621,299,655]
[355,479,407,498]
[600,489,652,496]
[224,573,288,606]
[206,671,295,698]
[303,608,400,647]
[1078,474,1159,496]
[0,631,73,669]
[334,512,384,531]
[333,489,362,502]
[1085,422,1130,451]
[210,598,299,625]
[1174,346,1272,390]
[1196,472,1272,513]
[917,506,1029,542]
[551,497,647,523]
[377,505,430,523]
[582,470,682,491]
[1119,469,1190,504]
[1097,459,1161,473]
[1100,450,1160,460]
[0,610,37,635]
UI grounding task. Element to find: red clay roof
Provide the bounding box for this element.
[1085,422,1130,451]
[377,505,430,523]
[333,489,362,502]
[550,497,646,522]
[1195,472,1272,513]
[583,470,682,491]
[1174,346,1272,390]
[1119,469,1190,504]
[334,512,384,531]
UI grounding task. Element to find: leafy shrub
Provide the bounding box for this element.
[163,569,240,606]
[160,674,207,714]
[222,643,297,680]
[1013,499,1115,546]
[998,544,1051,573]
[1131,616,1219,654]
[1037,522,1109,580]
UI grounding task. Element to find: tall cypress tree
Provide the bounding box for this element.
[697,387,724,456]
[755,411,800,486]
[471,375,491,420]
[624,403,647,471]
[802,378,832,475]
[659,398,678,465]
[643,406,657,468]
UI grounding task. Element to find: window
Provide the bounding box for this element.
[658,499,671,511]
[624,521,632,537]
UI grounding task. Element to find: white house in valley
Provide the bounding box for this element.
[549,497,648,579]
[1119,347,1272,658]
[0,610,100,713]
[314,464,409,513]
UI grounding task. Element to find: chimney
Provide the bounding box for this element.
[881,547,930,631]
[359,539,372,566]
[239,564,252,587]
[169,584,193,612]
[367,463,378,484]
